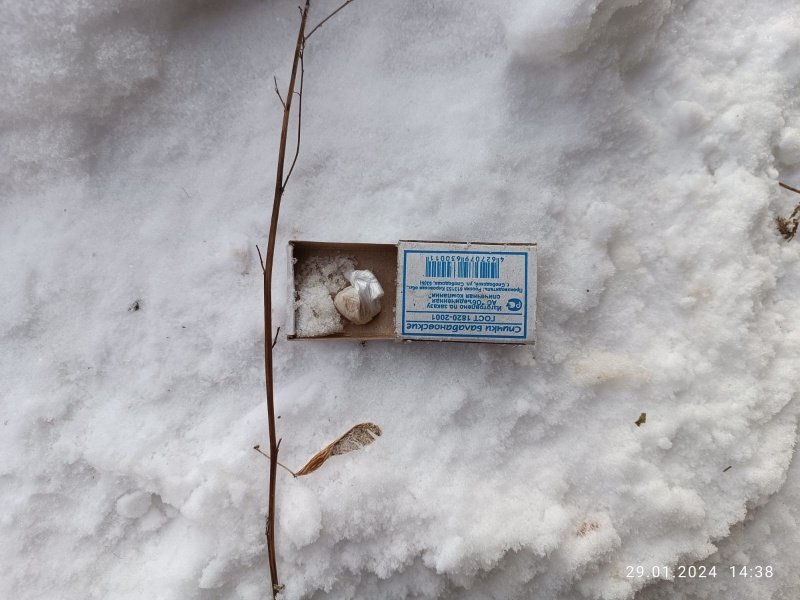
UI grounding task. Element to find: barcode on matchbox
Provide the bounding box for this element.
[424,258,501,279]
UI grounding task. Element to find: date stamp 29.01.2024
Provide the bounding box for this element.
[625,565,774,579]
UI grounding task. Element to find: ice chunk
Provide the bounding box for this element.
[115,491,152,519]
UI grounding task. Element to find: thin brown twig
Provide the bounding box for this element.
[263,2,309,595]
[254,445,297,477]
[261,1,356,596]
[305,0,354,40]
[256,244,265,273]
[273,76,286,109]
[282,51,304,190]
[272,326,281,349]
[779,181,800,195]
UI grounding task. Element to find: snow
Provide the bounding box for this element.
[2,0,800,599]
[294,255,356,337]
[116,490,154,519]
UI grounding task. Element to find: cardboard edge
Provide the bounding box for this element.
[528,245,538,347]
[400,239,538,247]
[286,241,296,339]
[395,246,403,339]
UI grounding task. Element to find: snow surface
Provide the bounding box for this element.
[3,1,800,599]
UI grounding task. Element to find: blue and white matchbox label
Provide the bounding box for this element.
[397,241,537,344]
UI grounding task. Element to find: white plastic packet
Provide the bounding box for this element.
[334,269,384,325]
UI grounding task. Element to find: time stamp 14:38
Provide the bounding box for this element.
[626,565,774,579]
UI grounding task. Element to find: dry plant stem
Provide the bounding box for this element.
[272,326,281,349]
[254,445,297,477]
[256,244,265,272]
[273,76,286,109]
[305,0,355,39]
[779,181,800,195]
[283,52,304,189]
[262,1,356,596]
[263,2,309,596]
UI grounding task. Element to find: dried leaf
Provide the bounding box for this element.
[294,448,331,477]
[295,422,382,476]
[635,412,646,427]
[776,204,800,240]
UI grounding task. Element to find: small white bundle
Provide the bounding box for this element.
[334,270,384,325]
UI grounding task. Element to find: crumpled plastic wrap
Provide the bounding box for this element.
[334,269,384,325]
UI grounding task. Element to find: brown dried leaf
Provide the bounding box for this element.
[329,422,382,455]
[295,422,382,476]
[294,447,332,477]
[635,412,646,427]
[776,204,800,240]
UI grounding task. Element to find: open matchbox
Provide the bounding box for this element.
[287,240,537,345]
